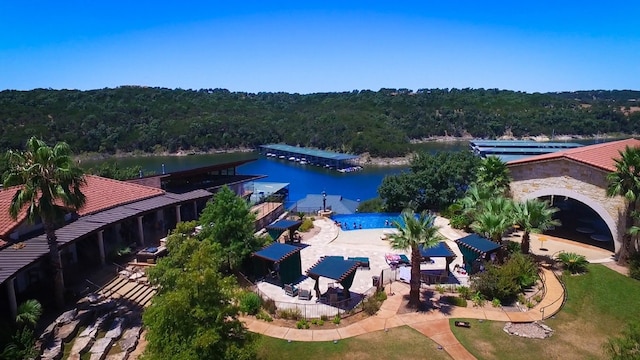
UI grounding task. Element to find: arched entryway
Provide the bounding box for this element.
[522,188,620,253]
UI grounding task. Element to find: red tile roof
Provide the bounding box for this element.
[507,138,640,172]
[0,175,164,239]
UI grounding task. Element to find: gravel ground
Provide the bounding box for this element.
[503,322,554,339]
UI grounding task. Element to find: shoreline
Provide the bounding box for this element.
[75,133,630,167]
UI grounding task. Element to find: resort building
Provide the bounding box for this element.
[0,160,266,320]
[507,138,640,255]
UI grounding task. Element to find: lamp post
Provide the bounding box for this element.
[322,191,327,212]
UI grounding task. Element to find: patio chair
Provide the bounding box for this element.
[298,288,312,300]
[284,283,298,297]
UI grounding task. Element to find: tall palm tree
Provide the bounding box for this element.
[470,196,513,244]
[389,209,443,307]
[607,145,640,265]
[476,156,512,196]
[4,137,86,309]
[514,199,561,254]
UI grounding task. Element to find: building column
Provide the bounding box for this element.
[137,216,144,247]
[7,277,17,320]
[97,230,106,266]
[175,205,182,223]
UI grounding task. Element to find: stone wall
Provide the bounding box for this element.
[509,158,626,254]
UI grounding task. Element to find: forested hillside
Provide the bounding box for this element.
[1,87,639,157]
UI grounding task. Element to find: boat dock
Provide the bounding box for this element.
[259,144,361,171]
[470,140,583,162]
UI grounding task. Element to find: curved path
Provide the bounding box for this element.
[242,217,567,360]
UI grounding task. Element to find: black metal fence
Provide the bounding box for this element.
[252,284,377,320]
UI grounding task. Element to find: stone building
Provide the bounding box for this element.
[507,138,640,256]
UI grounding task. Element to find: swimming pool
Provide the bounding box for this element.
[331,213,402,231]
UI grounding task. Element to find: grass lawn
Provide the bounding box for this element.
[452,264,640,360]
[256,326,452,360]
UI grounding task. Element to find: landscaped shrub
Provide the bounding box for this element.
[435,285,446,294]
[362,298,381,315]
[556,252,589,274]
[504,240,521,255]
[332,314,341,325]
[629,253,640,280]
[277,308,302,320]
[256,310,273,322]
[471,292,486,307]
[457,286,471,300]
[239,292,262,315]
[449,214,472,230]
[442,295,467,307]
[320,314,329,321]
[296,319,310,329]
[263,298,277,314]
[471,253,539,303]
[311,318,325,326]
[491,298,502,307]
[375,290,388,302]
[299,218,314,232]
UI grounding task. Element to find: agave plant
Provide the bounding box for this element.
[556,252,589,274]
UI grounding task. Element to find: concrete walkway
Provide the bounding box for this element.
[242,216,570,360]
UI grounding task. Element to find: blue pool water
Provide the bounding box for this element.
[331,213,402,231]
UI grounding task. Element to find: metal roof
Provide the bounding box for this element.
[306,256,359,282]
[266,219,302,231]
[260,144,358,161]
[419,241,457,258]
[470,140,583,148]
[253,243,302,262]
[454,234,501,255]
[0,189,213,285]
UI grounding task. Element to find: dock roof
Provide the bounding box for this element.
[260,144,358,161]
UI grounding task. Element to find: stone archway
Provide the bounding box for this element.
[519,187,621,253]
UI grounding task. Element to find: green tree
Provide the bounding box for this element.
[144,228,256,360]
[607,145,640,265]
[379,151,480,212]
[457,184,494,222]
[389,210,443,307]
[475,156,512,195]
[1,299,42,360]
[357,198,385,213]
[3,137,86,308]
[604,321,640,360]
[470,197,513,244]
[197,186,265,270]
[513,199,561,254]
[84,160,147,180]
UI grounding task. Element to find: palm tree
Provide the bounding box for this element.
[458,184,494,222]
[607,145,640,265]
[514,199,561,254]
[470,196,513,244]
[389,209,443,307]
[4,137,86,309]
[476,156,512,196]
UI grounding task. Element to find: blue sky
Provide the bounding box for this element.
[1,1,638,93]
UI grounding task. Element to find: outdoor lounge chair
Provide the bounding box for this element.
[284,283,298,297]
[298,288,312,300]
[347,257,370,269]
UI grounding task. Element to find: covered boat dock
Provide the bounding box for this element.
[259,144,359,170]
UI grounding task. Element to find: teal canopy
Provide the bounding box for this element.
[252,243,303,285]
[307,256,359,299]
[454,234,501,273]
[266,219,302,241]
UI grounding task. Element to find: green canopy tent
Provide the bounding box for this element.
[306,256,359,300]
[252,243,303,285]
[266,219,302,242]
[454,234,501,274]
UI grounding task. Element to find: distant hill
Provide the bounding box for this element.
[1,87,639,157]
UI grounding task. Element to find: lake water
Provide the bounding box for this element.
[87,139,608,207]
